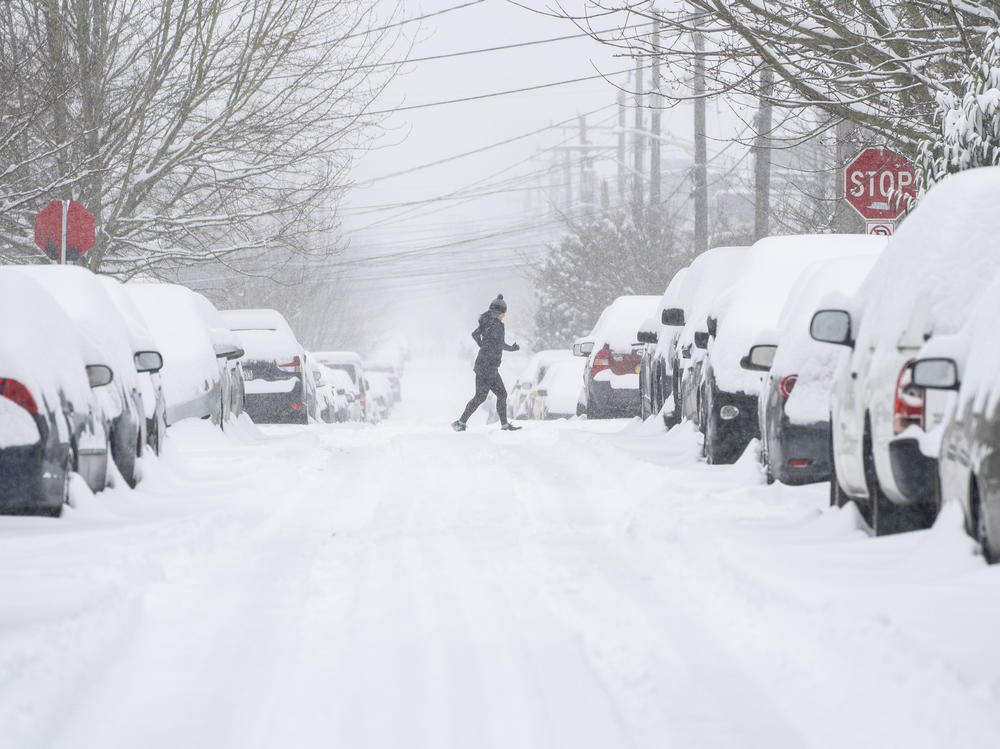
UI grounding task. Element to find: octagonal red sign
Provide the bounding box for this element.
[34,200,95,262]
[845,148,916,221]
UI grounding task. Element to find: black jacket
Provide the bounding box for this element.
[472,311,516,372]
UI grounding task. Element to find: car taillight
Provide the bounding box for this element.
[291,402,302,410]
[592,347,611,375]
[893,361,924,435]
[779,375,798,399]
[0,378,38,414]
[278,356,302,373]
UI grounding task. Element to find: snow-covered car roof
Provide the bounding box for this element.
[854,166,1000,354]
[517,349,574,385]
[126,283,222,411]
[770,253,884,425]
[11,265,144,394]
[538,357,586,415]
[0,270,95,419]
[96,275,159,354]
[313,350,363,367]
[712,234,887,394]
[585,295,661,354]
[676,245,751,353]
[222,308,304,363]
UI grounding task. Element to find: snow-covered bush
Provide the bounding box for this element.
[917,31,1000,191]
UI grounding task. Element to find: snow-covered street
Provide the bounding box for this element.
[3,357,999,749]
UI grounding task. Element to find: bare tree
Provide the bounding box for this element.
[0,0,400,276]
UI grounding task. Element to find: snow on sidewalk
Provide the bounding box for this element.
[1,358,999,748]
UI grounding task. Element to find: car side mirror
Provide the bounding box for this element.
[911,358,960,390]
[133,350,163,373]
[706,316,718,338]
[662,307,685,326]
[213,343,244,361]
[694,331,709,350]
[740,344,778,371]
[573,342,594,357]
[810,309,853,347]
[86,364,114,388]
[637,330,658,344]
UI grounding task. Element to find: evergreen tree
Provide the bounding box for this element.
[917,30,1000,191]
[533,209,690,350]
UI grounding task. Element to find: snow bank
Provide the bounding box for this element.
[712,235,886,395]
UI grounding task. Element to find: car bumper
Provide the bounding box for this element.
[769,419,830,485]
[0,441,68,514]
[245,392,309,424]
[888,437,939,507]
[588,380,640,417]
[710,390,759,462]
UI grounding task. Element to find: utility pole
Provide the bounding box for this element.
[649,18,662,210]
[692,31,709,254]
[579,114,592,205]
[563,149,573,213]
[833,118,862,232]
[618,91,627,206]
[753,67,774,240]
[633,58,645,225]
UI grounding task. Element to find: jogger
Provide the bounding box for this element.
[452,293,521,431]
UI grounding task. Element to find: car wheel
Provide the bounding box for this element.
[829,422,848,508]
[971,477,998,563]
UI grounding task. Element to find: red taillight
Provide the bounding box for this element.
[893,361,924,435]
[290,402,302,410]
[592,347,611,376]
[788,459,811,468]
[0,378,38,414]
[278,355,302,373]
[779,375,798,399]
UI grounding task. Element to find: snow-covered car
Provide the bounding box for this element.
[313,351,368,421]
[128,283,229,427]
[0,272,111,514]
[366,371,394,421]
[310,364,338,423]
[12,265,149,487]
[574,295,660,419]
[906,271,1000,561]
[224,309,312,425]
[97,276,167,455]
[534,358,587,419]
[813,168,1000,534]
[757,252,882,485]
[365,361,402,403]
[701,234,885,465]
[510,349,574,420]
[186,293,246,426]
[638,268,689,425]
[325,366,361,421]
[671,246,751,428]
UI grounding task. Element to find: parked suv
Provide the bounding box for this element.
[811,168,1000,534]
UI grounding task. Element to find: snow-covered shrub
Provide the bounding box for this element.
[917,31,1000,191]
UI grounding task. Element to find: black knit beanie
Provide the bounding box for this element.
[489,293,507,314]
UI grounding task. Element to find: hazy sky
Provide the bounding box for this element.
[338,0,707,351]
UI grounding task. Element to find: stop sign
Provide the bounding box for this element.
[845,148,916,221]
[34,200,95,263]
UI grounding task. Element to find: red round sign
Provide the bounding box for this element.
[845,147,916,221]
[34,200,96,262]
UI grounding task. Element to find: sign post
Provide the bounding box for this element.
[34,200,95,263]
[844,147,916,236]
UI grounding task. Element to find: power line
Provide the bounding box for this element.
[359,103,617,185]
[337,1,487,42]
[350,66,643,119]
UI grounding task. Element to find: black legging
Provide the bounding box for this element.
[459,369,507,424]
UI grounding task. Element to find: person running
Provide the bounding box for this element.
[452,294,522,431]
